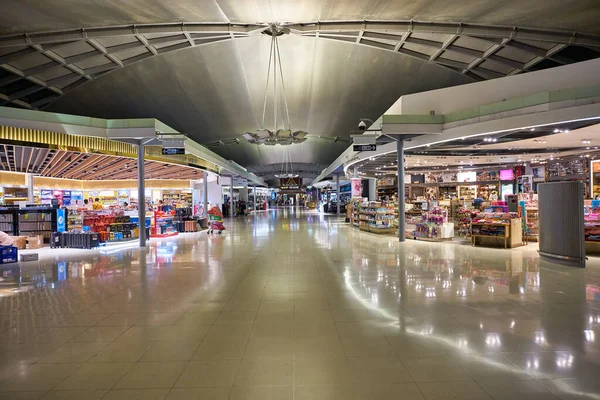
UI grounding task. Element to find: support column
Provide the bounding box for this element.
[229,180,234,218]
[203,172,208,217]
[397,139,405,242]
[336,174,340,215]
[26,173,34,204]
[137,141,147,247]
[253,186,256,213]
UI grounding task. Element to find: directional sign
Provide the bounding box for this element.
[161,148,185,155]
[353,144,377,151]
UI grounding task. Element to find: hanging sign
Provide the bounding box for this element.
[353,144,377,151]
[280,177,302,190]
[57,209,66,232]
[161,148,185,155]
[351,178,362,197]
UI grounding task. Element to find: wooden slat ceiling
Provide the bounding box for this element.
[0,145,204,180]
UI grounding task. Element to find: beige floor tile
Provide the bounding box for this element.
[294,319,339,338]
[88,341,153,363]
[234,357,293,386]
[1,392,46,400]
[159,324,211,341]
[417,381,492,400]
[38,342,109,363]
[206,323,254,339]
[386,335,453,356]
[102,388,170,400]
[55,362,134,390]
[244,337,294,359]
[0,363,81,392]
[294,337,347,359]
[348,357,413,383]
[114,361,187,389]
[480,380,560,400]
[185,303,226,313]
[193,336,249,360]
[175,360,241,388]
[341,336,396,357]
[71,326,128,342]
[294,384,373,400]
[165,388,231,400]
[95,313,142,327]
[294,358,352,385]
[215,311,257,324]
[372,383,426,400]
[141,341,200,361]
[116,326,170,342]
[400,355,474,382]
[135,313,183,326]
[31,327,88,344]
[41,390,108,400]
[223,302,261,312]
[174,312,220,325]
[59,314,110,327]
[230,386,293,400]
[335,320,385,337]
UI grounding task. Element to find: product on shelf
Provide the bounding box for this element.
[410,206,454,240]
[457,208,476,237]
[470,212,522,248]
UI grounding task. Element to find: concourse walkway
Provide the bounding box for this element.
[1,209,600,399]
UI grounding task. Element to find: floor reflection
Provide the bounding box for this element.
[0,209,599,399]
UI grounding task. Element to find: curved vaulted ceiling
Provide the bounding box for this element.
[0,1,599,176]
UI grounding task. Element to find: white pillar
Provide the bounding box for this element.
[253,186,256,213]
[229,181,234,218]
[203,173,208,217]
[138,141,147,247]
[397,139,405,242]
[26,173,34,204]
[336,174,340,215]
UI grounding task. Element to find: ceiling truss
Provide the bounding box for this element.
[0,21,598,109]
[0,145,204,180]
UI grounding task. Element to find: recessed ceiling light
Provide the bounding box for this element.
[530,128,536,131]
[554,129,560,133]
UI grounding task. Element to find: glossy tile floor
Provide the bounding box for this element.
[1,208,600,399]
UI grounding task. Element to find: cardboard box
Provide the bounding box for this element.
[10,236,27,250]
[27,236,44,249]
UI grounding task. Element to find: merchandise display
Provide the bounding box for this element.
[457,208,476,237]
[354,201,396,234]
[152,210,178,237]
[471,212,523,248]
[409,206,454,241]
[526,208,539,242]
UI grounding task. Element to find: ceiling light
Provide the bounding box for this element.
[530,128,536,131]
[582,139,591,144]
[554,129,560,133]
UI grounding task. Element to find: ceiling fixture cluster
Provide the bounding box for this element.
[243,23,307,146]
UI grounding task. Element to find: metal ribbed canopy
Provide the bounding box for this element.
[0,1,599,176]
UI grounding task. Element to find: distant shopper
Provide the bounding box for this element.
[0,231,13,246]
[92,197,103,210]
[83,199,92,210]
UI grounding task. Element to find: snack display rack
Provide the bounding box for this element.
[408,206,454,241]
[470,212,523,248]
[81,209,139,243]
[358,201,396,234]
[585,201,600,253]
[152,210,178,238]
[457,208,475,237]
[526,208,539,242]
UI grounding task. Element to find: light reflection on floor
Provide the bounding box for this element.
[0,208,600,399]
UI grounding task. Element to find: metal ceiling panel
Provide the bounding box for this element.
[52,41,96,58]
[2,1,600,35]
